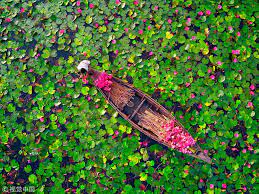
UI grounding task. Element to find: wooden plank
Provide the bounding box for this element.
[129,98,146,120]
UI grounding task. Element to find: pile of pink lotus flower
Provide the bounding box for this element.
[162,119,196,154]
[95,72,113,91]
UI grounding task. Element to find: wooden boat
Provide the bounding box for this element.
[78,60,212,164]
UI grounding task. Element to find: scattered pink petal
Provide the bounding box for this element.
[89,3,94,9]
[206,10,211,15]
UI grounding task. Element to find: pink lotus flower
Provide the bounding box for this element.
[50,133,55,137]
[217,61,222,65]
[191,36,196,40]
[206,10,211,15]
[184,26,189,31]
[210,75,215,80]
[168,19,172,24]
[213,46,218,51]
[228,26,233,31]
[87,96,91,101]
[5,18,11,22]
[208,69,212,73]
[162,120,196,154]
[185,82,190,87]
[210,184,214,189]
[76,1,80,6]
[198,11,204,16]
[115,0,120,5]
[149,51,153,56]
[143,19,147,23]
[222,184,227,189]
[114,130,119,136]
[191,93,195,98]
[250,84,255,90]
[218,5,222,9]
[95,105,99,109]
[232,50,240,55]
[115,50,119,55]
[94,72,113,91]
[138,29,143,35]
[247,101,253,107]
[133,0,138,5]
[147,26,151,30]
[20,7,25,13]
[40,117,44,122]
[111,39,116,44]
[234,133,239,138]
[89,3,94,9]
[124,28,129,32]
[187,18,191,23]
[77,9,82,13]
[242,149,246,153]
[154,6,159,10]
[233,58,238,63]
[204,150,208,154]
[59,29,65,35]
[95,23,99,28]
[237,32,241,36]
[250,91,254,95]
[198,104,202,109]
[175,9,179,13]
[200,179,204,183]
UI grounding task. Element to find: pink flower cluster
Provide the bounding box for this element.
[94,72,113,91]
[162,120,196,154]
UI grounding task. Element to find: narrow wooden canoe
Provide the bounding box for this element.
[78,61,212,164]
